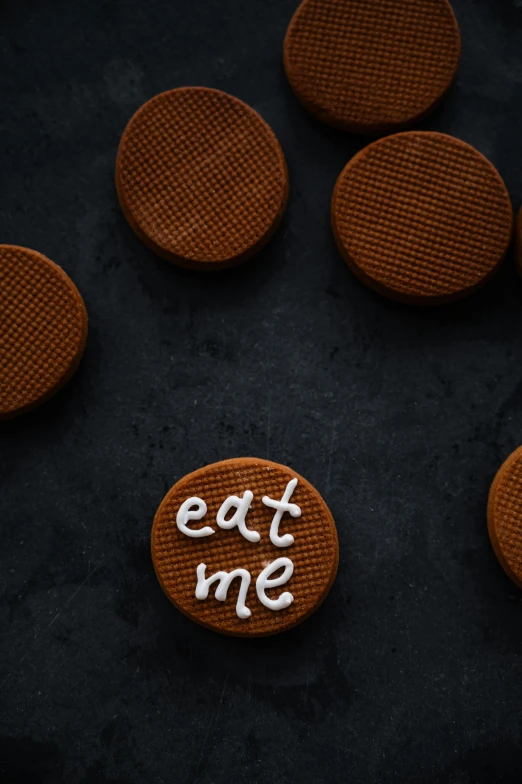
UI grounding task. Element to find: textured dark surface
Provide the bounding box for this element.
[2,0,522,781]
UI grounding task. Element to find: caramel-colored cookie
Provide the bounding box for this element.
[283,0,461,134]
[516,207,522,278]
[488,446,522,589]
[331,131,513,305]
[116,87,288,270]
[151,458,339,637]
[0,245,88,419]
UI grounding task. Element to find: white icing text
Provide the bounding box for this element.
[195,557,294,618]
[176,479,301,545]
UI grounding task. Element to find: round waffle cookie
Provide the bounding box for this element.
[331,131,513,305]
[283,0,461,134]
[116,87,288,269]
[0,245,88,419]
[151,457,339,637]
[488,446,522,589]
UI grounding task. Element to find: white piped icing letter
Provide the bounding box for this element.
[216,491,260,543]
[262,478,301,547]
[176,497,214,538]
[195,563,251,619]
[256,557,294,611]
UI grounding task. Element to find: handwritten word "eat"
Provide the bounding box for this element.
[176,478,301,548]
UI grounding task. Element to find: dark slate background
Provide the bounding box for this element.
[2,0,522,781]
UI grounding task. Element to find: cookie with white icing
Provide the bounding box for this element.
[151,457,339,636]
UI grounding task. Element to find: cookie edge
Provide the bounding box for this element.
[516,207,522,279]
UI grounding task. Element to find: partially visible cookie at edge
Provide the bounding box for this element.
[488,446,522,589]
[151,457,339,637]
[0,245,88,419]
[284,0,461,134]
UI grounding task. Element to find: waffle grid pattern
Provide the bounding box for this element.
[152,459,338,636]
[0,246,87,418]
[492,454,522,581]
[284,0,460,132]
[332,132,512,301]
[117,88,288,265]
